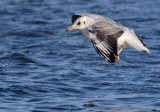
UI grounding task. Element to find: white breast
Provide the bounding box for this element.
[81,28,92,41]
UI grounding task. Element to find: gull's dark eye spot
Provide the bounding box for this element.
[77,22,80,25]
[84,21,85,24]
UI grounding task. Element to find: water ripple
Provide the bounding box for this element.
[0,0,160,112]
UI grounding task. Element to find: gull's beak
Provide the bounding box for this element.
[66,26,76,32]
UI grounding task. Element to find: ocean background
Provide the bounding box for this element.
[0,0,160,111]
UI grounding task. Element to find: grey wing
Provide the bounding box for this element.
[88,22,124,63]
[72,13,127,30]
[72,13,107,23]
[76,13,107,19]
[78,13,119,24]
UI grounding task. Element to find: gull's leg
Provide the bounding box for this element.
[114,54,120,64]
[117,48,123,56]
[114,48,123,64]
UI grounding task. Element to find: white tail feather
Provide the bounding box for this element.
[124,30,150,53]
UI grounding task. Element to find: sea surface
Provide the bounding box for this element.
[0,0,160,112]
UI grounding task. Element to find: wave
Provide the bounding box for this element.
[0,52,49,66]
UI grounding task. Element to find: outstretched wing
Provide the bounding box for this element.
[72,13,105,24]
[72,13,126,30]
[88,22,124,63]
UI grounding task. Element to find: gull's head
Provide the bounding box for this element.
[66,16,94,32]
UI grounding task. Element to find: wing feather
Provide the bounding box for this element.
[89,22,124,63]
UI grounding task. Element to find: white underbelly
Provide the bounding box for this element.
[117,31,131,49]
[117,33,126,47]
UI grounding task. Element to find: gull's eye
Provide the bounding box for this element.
[77,22,80,25]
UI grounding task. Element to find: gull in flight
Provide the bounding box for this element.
[66,13,149,63]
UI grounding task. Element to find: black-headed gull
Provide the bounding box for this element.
[66,13,149,63]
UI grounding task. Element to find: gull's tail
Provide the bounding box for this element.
[125,29,150,54]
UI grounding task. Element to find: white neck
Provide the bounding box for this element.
[80,28,92,41]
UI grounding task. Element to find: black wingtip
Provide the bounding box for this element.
[108,60,116,63]
[137,35,147,47]
[108,55,116,63]
[143,50,150,54]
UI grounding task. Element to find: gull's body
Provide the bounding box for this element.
[66,13,149,63]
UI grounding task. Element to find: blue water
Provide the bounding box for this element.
[0,0,160,112]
